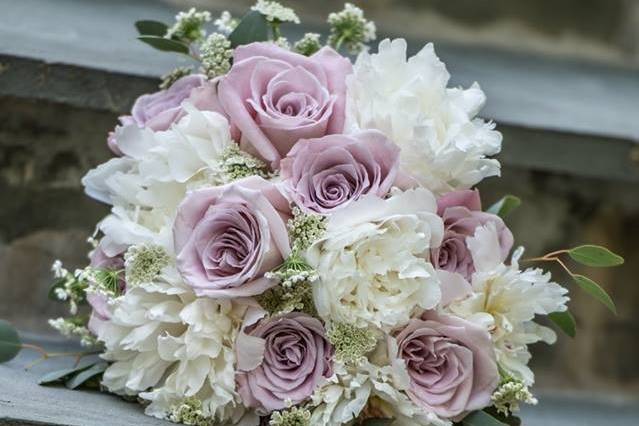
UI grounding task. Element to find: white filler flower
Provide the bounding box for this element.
[447,223,569,384]
[307,188,444,329]
[346,38,502,194]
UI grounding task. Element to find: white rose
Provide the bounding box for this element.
[346,38,502,194]
[307,188,444,329]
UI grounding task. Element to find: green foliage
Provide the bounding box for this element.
[228,10,269,48]
[568,245,624,267]
[460,410,508,426]
[39,360,105,389]
[486,195,521,218]
[0,319,21,363]
[572,274,617,314]
[47,277,66,301]
[548,310,577,338]
[137,35,191,54]
[135,20,169,36]
[65,362,108,389]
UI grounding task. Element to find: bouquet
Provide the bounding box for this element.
[0,2,624,426]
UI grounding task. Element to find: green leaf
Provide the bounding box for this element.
[38,362,96,386]
[572,274,617,314]
[228,10,269,48]
[549,310,577,337]
[462,410,508,426]
[135,20,168,37]
[486,195,521,218]
[137,36,190,54]
[361,419,393,426]
[482,407,521,426]
[0,320,21,363]
[66,362,108,389]
[568,245,624,267]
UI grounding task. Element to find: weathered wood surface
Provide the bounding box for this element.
[1,334,638,426]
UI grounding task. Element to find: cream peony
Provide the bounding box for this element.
[446,223,569,384]
[97,266,248,423]
[307,188,444,329]
[346,38,502,194]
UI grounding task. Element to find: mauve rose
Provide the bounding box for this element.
[431,189,513,280]
[87,243,126,334]
[173,176,291,298]
[236,313,334,412]
[279,130,400,214]
[393,311,499,419]
[107,75,208,155]
[218,42,352,169]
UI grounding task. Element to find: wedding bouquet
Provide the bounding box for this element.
[0,2,624,426]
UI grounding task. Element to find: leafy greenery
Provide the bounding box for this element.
[228,10,270,48]
[568,245,624,267]
[137,35,191,54]
[486,195,521,218]
[38,360,105,389]
[549,310,577,338]
[460,410,508,426]
[135,20,169,36]
[65,362,108,389]
[572,274,617,314]
[0,319,21,363]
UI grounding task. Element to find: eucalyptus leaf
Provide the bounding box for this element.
[568,245,624,267]
[0,319,21,363]
[135,20,168,37]
[486,195,521,218]
[549,310,577,338]
[461,410,508,426]
[66,362,108,389]
[137,36,190,54]
[572,274,617,314]
[228,10,269,48]
[38,362,96,386]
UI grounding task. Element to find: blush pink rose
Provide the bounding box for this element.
[279,130,400,214]
[107,74,211,155]
[431,190,513,280]
[173,176,292,298]
[393,311,499,419]
[236,313,334,413]
[218,42,352,169]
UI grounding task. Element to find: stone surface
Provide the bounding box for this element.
[1,335,638,425]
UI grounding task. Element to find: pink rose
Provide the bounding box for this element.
[173,176,292,298]
[236,313,333,413]
[393,311,499,419]
[218,42,352,169]
[107,74,210,155]
[87,242,126,335]
[279,130,400,214]
[431,190,513,280]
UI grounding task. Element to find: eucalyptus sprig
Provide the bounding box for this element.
[524,244,624,336]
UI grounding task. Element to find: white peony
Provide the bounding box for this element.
[307,188,444,330]
[346,38,502,194]
[98,265,248,423]
[447,223,569,384]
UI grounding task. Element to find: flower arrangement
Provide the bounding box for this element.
[0,2,625,426]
